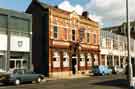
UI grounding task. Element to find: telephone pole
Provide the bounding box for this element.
[126,0,132,88]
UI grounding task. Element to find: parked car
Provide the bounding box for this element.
[111,66,124,74]
[0,69,44,85]
[92,65,112,75]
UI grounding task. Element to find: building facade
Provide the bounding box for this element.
[0,8,32,71]
[26,0,100,78]
[100,30,135,68]
[103,21,135,39]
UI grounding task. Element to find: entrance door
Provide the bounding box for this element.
[9,59,27,70]
[72,58,77,74]
[0,55,5,70]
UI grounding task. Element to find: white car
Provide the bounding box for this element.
[112,66,124,74]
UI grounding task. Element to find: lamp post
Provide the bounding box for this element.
[126,0,132,88]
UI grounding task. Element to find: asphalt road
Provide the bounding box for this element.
[0,74,128,89]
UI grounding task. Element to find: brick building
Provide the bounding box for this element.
[26,0,100,78]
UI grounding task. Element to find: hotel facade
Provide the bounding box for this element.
[27,1,100,77]
[0,8,32,72]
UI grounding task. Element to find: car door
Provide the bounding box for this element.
[13,69,26,82]
[25,71,39,82]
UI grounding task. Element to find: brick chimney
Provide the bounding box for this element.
[32,0,38,2]
[82,11,89,18]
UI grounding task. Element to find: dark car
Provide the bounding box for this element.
[0,69,44,85]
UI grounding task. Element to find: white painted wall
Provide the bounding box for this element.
[10,36,30,52]
[0,34,7,50]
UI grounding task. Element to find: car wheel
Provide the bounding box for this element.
[36,77,41,83]
[14,79,20,85]
[102,72,105,76]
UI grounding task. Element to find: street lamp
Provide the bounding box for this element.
[126,0,133,88]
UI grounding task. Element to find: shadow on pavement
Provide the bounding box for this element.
[92,79,128,88]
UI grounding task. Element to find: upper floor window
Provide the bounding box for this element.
[79,28,85,42]
[64,28,67,40]
[93,34,97,44]
[53,26,58,39]
[106,39,111,49]
[87,33,90,43]
[53,17,57,25]
[113,36,118,49]
[72,29,75,41]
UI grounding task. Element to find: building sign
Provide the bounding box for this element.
[10,36,30,52]
[53,41,70,46]
[18,41,23,47]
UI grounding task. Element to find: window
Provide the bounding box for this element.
[16,61,21,69]
[93,34,96,44]
[106,39,111,49]
[63,52,69,67]
[53,26,58,39]
[87,33,90,43]
[53,17,57,25]
[72,30,75,41]
[80,58,82,61]
[10,61,15,69]
[79,28,85,42]
[53,58,56,61]
[64,28,67,40]
[113,35,118,49]
[63,58,66,61]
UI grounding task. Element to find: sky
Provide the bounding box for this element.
[0,0,135,28]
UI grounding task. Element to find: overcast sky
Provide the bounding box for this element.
[0,0,135,28]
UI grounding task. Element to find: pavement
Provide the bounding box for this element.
[0,73,128,89]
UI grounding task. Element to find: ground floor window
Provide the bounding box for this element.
[107,55,112,66]
[80,54,85,67]
[101,55,105,65]
[9,59,28,69]
[87,53,92,66]
[53,51,60,68]
[0,55,5,70]
[114,56,119,66]
[94,54,98,65]
[63,52,69,67]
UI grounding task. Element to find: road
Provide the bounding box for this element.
[0,74,128,89]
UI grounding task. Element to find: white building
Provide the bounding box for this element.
[100,30,135,68]
[0,8,32,71]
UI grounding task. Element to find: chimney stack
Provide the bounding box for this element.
[82,11,89,18]
[54,5,58,8]
[32,0,38,2]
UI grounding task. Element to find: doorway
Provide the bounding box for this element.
[9,59,27,70]
[0,55,5,70]
[71,58,77,74]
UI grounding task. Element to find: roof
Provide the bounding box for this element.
[0,8,31,19]
[31,0,97,24]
